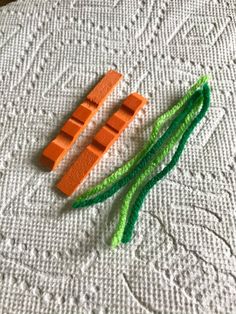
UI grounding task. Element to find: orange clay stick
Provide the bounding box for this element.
[40,70,123,170]
[56,93,148,196]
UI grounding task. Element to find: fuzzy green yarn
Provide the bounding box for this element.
[72,89,203,209]
[110,91,206,248]
[121,83,211,245]
[73,76,209,207]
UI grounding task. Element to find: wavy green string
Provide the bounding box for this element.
[72,90,203,209]
[110,89,207,248]
[120,83,211,245]
[73,76,209,205]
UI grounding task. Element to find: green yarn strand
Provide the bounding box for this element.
[110,93,205,248]
[73,76,209,205]
[121,83,211,245]
[72,89,203,209]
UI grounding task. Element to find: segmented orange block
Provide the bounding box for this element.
[40,70,123,170]
[57,93,148,196]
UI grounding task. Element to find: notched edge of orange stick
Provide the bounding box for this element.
[40,70,123,171]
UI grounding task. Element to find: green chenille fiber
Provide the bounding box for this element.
[120,83,211,245]
[73,89,203,209]
[73,76,209,207]
[110,92,206,248]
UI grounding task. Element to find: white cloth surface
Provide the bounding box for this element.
[0,0,236,313]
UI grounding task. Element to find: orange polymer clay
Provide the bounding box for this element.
[56,93,148,196]
[40,70,123,170]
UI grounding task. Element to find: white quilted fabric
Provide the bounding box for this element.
[0,0,236,313]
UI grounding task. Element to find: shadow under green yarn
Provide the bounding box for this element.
[72,89,203,209]
[121,83,211,244]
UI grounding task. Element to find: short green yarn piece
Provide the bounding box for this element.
[121,83,211,245]
[73,75,209,207]
[111,90,207,248]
